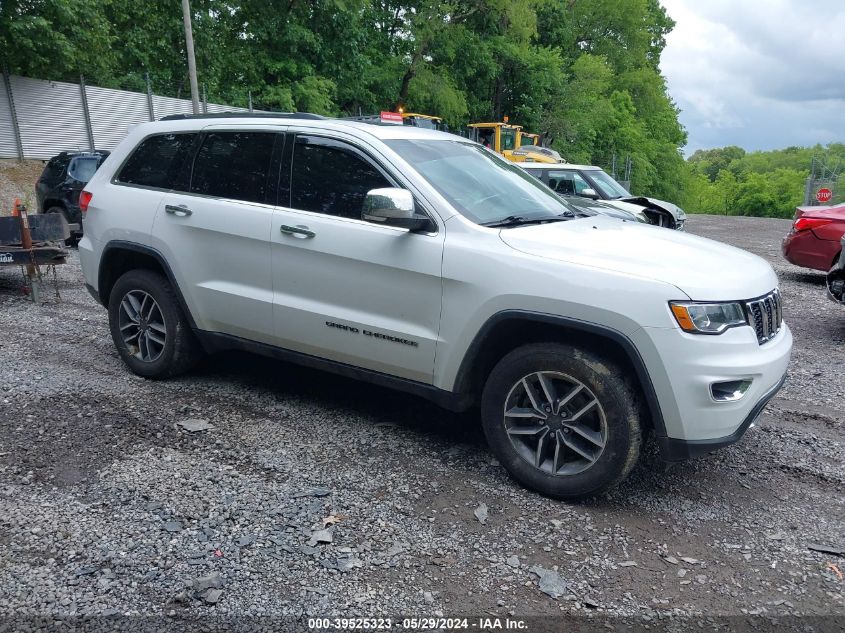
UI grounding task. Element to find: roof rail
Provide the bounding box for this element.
[159,112,326,121]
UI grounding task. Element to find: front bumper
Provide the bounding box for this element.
[630,321,792,457]
[658,371,786,460]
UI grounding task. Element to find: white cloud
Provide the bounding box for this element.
[659,0,845,154]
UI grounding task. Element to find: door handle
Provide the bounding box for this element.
[165,204,192,217]
[280,224,315,238]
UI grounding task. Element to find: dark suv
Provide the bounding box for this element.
[36,150,110,239]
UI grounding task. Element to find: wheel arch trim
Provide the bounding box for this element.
[452,310,668,438]
[98,240,198,330]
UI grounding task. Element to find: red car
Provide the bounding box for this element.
[782,203,845,271]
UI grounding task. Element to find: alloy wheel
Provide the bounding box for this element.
[118,290,167,362]
[503,371,608,476]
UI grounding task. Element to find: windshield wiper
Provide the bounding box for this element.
[481,215,572,228]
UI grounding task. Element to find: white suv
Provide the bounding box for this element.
[78,114,792,499]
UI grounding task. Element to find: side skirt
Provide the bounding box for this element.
[193,330,473,413]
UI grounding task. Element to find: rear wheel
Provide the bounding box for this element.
[481,343,642,500]
[108,270,201,378]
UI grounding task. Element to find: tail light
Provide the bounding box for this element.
[793,217,832,232]
[79,190,93,214]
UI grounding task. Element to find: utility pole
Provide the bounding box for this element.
[181,0,200,114]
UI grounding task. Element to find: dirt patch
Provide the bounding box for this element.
[0,158,44,215]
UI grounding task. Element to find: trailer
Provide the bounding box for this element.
[0,201,70,301]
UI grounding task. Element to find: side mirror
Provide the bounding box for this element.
[362,188,433,232]
[579,188,600,200]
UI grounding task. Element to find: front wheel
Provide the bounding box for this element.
[481,343,642,500]
[108,270,202,379]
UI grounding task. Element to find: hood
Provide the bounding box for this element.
[559,196,645,223]
[499,216,778,301]
[603,198,653,216]
[620,196,686,220]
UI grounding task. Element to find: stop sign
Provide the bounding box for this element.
[816,188,833,203]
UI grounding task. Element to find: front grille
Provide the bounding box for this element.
[744,289,782,344]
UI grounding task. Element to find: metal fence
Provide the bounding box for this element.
[802,154,843,207]
[0,73,254,160]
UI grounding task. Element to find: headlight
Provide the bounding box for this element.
[670,301,747,334]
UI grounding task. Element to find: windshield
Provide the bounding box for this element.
[589,169,631,198]
[68,157,99,183]
[385,139,576,224]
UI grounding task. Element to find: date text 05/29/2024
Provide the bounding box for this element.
[307,617,528,630]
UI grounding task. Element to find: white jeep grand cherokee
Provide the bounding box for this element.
[78,114,792,499]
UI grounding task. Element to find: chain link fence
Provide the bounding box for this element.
[803,154,844,207]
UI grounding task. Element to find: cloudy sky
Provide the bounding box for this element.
[659,0,845,155]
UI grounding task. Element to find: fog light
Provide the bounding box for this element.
[711,379,752,402]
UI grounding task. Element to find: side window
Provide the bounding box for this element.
[548,170,591,196]
[67,157,99,183]
[573,173,592,194]
[117,133,197,189]
[190,131,276,204]
[500,128,516,152]
[290,135,392,219]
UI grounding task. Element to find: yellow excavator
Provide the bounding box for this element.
[519,131,541,147]
[467,120,561,163]
[466,121,521,155]
[400,111,447,131]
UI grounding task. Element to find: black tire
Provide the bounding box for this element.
[108,269,202,379]
[481,342,642,500]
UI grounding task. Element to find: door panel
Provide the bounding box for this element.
[149,129,280,343]
[152,193,276,342]
[271,132,444,383]
[271,210,443,382]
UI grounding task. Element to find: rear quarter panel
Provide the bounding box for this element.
[77,126,169,290]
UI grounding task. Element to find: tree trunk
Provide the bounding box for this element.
[396,46,426,108]
[396,66,415,107]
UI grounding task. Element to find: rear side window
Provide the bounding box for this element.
[290,135,391,219]
[68,157,99,183]
[190,132,276,204]
[117,133,196,189]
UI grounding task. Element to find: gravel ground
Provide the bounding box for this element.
[0,214,843,630]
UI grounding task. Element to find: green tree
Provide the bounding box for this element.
[4,0,695,207]
[0,0,115,84]
[688,146,747,181]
